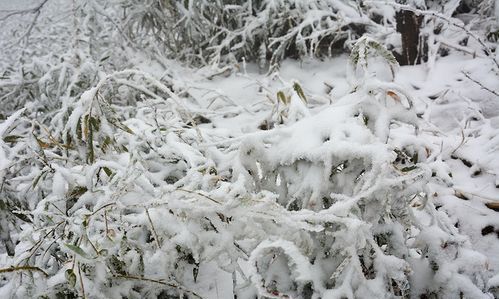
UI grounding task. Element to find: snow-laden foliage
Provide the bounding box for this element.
[0,34,495,297]
[117,0,499,70]
[235,38,492,298]
[1,0,499,298]
[120,0,395,67]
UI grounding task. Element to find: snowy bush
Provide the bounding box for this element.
[234,37,492,298]
[1,0,498,298]
[0,32,495,297]
[120,0,499,70]
[121,0,396,67]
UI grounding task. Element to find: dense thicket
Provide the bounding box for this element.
[0,0,498,298]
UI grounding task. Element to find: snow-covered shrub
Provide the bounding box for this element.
[0,66,230,297]
[0,0,127,115]
[119,0,499,70]
[121,0,393,67]
[0,1,133,259]
[234,37,492,298]
[1,1,497,298]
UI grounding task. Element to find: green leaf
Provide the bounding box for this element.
[120,124,134,134]
[89,116,100,131]
[277,91,287,105]
[3,135,23,143]
[102,167,113,177]
[412,152,419,164]
[32,171,46,189]
[68,186,88,199]
[363,115,369,126]
[65,244,91,259]
[108,117,134,134]
[101,136,113,153]
[83,114,90,141]
[400,165,417,172]
[66,186,87,213]
[85,115,94,164]
[293,82,307,103]
[100,55,110,62]
[76,117,83,140]
[109,255,127,275]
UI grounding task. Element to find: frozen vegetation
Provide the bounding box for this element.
[0,0,499,298]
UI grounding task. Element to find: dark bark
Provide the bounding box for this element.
[395,10,423,65]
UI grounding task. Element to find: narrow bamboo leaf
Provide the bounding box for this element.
[34,135,50,149]
[89,116,100,131]
[277,91,287,105]
[76,117,82,140]
[293,82,307,103]
[400,165,417,172]
[101,136,113,153]
[3,135,23,143]
[65,244,91,259]
[102,167,113,177]
[32,171,46,189]
[68,186,88,199]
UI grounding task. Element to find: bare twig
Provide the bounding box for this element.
[104,209,110,238]
[176,188,221,204]
[112,274,202,298]
[78,262,87,299]
[0,0,49,21]
[145,208,161,249]
[0,265,48,277]
[0,0,50,49]
[462,71,499,97]
[451,129,467,155]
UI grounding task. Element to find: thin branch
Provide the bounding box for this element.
[462,71,499,97]
[78,262,87,299]
[1,0,50,51]
[451,129,467,155]
[90,202,116,217]
[112,274,202,298]
[0,0,49,21]
[145,208,161,249]
[0,265,48,277]
[176,188,221,204]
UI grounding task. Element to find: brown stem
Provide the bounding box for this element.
[0,266,48,277]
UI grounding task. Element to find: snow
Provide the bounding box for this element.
[1,0,499,298]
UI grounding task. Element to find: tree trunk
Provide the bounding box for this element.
[395,9,423,65]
